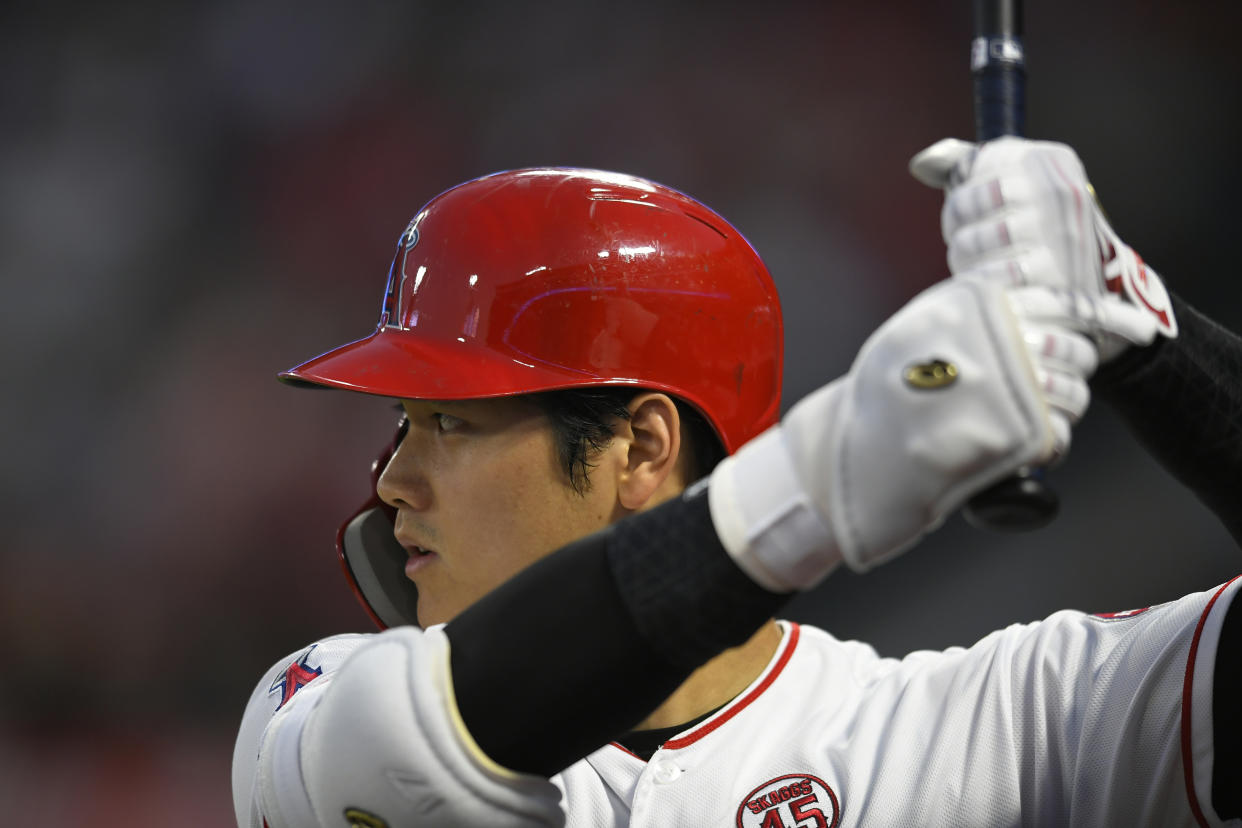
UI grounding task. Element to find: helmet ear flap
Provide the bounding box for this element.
[335,416,419,629]
[337,504,419,629]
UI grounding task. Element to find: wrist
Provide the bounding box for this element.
[1092,331,1168,387]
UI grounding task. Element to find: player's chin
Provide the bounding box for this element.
[415,605,440,628]
[415,595,463,629]
[418,584,496,628]
[413,588,443,627]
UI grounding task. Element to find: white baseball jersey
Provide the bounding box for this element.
[234,576,1240,827]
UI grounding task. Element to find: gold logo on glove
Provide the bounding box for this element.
[344,808,389,828]
[904,359,958,389]
[1087,181,1110,222]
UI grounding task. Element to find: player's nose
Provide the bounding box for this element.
[376,434,432,511]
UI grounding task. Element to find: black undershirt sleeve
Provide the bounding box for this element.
[1092,294,1242,543]
[1091,293,1242,819]
[445,485,787,777]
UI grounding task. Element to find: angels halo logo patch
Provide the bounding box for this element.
[381,217,423,329]
[736,773,840,828]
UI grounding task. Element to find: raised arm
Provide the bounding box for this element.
[913,135,1242,822]
[450,269,1126,773]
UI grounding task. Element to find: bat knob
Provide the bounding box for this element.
[962,469,1058,531]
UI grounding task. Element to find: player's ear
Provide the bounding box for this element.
[615,392,682,511]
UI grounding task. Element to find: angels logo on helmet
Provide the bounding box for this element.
[380,215,424,330]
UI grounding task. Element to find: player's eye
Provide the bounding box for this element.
[388,403,409,436]
[433,412,464,433]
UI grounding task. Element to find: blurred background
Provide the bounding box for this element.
[2,0,1239,823]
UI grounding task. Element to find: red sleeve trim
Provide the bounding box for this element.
[660,622,801,751]
[1181,576,1241,828]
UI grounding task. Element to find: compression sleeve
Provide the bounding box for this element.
[1093,293,1242,543]
[447,483,788,777]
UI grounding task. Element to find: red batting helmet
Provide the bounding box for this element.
[281,168,784,628]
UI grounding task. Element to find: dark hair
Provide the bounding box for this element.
[532,387,726,494]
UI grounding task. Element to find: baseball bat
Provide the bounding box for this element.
[960,0,1060,531]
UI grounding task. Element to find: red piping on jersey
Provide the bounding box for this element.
[610,742,645,761]
[1181,575,1240,828]
[658,622,801,751]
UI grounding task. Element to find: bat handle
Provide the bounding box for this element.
[961,0,1059,532]
[963,467,1058,531]
[970,39,1025,140]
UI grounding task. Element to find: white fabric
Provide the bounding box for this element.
[909,136,1177,361]
[555,580,1241,827]
[234,627,563,828]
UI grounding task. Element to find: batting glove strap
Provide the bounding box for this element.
[708,423,843,593]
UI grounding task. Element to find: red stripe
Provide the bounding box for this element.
[661,623,801,751]
[607,741,645,761]
[1181,575,1241,827]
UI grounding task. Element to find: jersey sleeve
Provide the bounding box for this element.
[1044,577,1242,827]
[855,577,1241,826]
[232,633,372,827]
[954,576,1241,826]
[231,627,565,828]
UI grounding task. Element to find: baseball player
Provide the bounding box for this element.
[232,139,1241,827]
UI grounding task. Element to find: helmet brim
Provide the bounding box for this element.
[279,327,641,401]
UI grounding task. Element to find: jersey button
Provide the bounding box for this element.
[651,760,682,784]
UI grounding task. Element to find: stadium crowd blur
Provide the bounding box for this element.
[2,1,1239,824]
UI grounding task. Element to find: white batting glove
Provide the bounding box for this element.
[709,277,1101,592]
[909,137,1177,362]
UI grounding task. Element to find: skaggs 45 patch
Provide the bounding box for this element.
[736,773,840,828]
